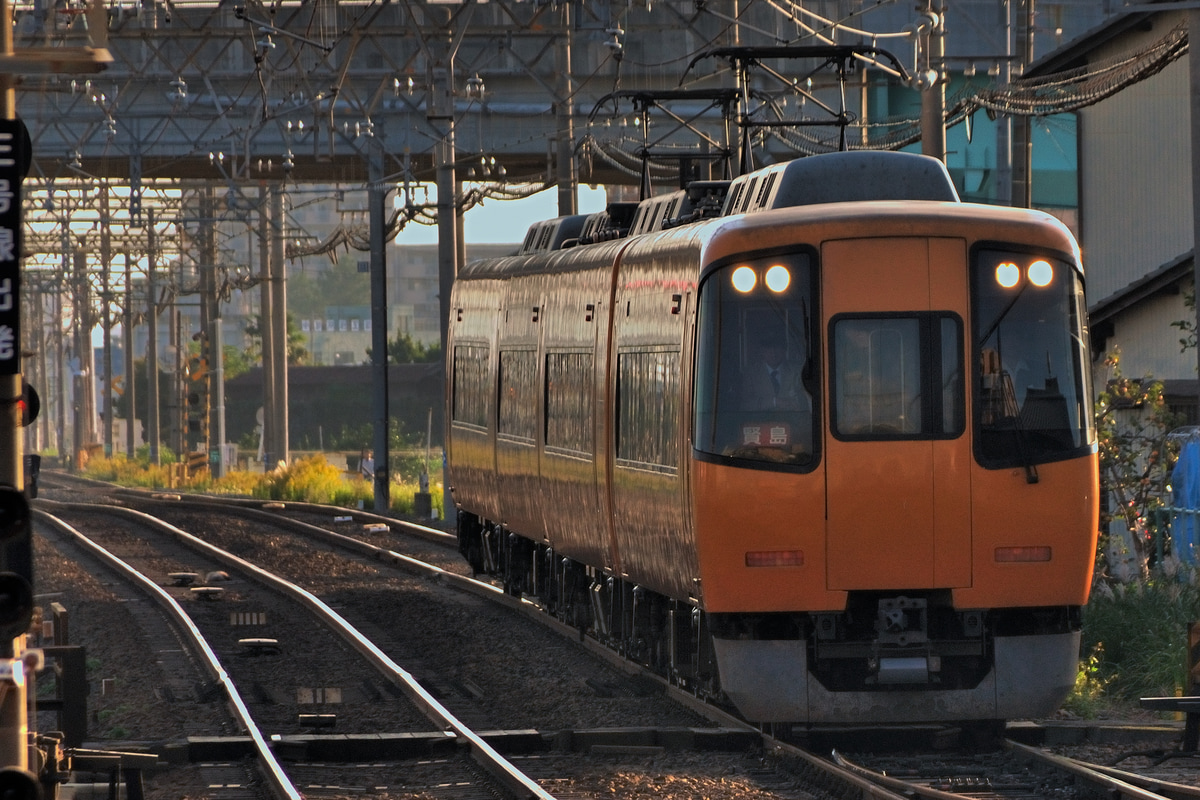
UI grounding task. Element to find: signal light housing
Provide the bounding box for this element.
[17,382,38,427]
[0,486,33,641]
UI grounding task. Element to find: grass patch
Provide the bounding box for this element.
[1081,574,1200,702]
[80,452,443,517]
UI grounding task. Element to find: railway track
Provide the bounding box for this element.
[36,474,908,799]
[35,498,554,799]
[831,737,1200,800]
[32,473,1200,800]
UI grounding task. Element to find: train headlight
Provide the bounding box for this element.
[731,266,757,293]
[1028,259,1053,287]
[995,261,1020,289]
[764,264,790,292]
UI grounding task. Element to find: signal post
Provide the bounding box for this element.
[0,1,108,793]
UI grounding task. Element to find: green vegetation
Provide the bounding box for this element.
[1082,577,1200,703]
[243,313,310,365]
[1060,645,1113,718]
[1069,349,1191,716]
[364,330,443,365]
[82,452,444,518]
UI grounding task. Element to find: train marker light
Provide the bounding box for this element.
[994,545,1051,563]
[1028,259,1053,287]
[764,264,790,292]
[995,261,1020,288]
[731,266,756,293]
[745,549,804,567]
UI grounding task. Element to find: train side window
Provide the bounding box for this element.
[452,344,489,429]
[545,351,594,455]
[616,349,680,470]
[498,349,537,441]
[830,313,963,440]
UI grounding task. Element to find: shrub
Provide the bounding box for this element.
[210,469,264,498]
[82,455,175,488]
[1061,644,1114,718]
[388,480,444,517]
[1082,573,1200,699]
[260,454,347,504]
[331,475,374,508]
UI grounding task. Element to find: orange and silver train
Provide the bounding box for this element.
[445,150,1098,725]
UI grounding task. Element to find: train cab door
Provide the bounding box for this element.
[821,237,972,591]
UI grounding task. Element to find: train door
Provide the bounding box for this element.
[822,237,971,591]
[494,279,545,537]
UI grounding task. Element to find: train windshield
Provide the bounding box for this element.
[694,251,818,469]
[973,247,1093,467]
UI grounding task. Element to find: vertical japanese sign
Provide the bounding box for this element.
[0,119,22,377]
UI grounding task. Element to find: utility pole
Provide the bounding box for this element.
[269,184,288,466]
[556,1,577,216]
[123,251,135,457]
[918,0,946,163]
[0,0,106,788]
[1190,9,1200,417]
[73,249,95,460]
[259,185,275,470]
[1012,0,1035,207]
[54,283,65,464]
[369,144,389,511]
[0,0,28,783]
[147,209,160,465]
[212,313,225,477]
[996,0,1014,205]
[100,185,113,457]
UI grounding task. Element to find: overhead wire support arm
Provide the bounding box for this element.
[233,9,335,54]
[683,44,910,85]
[587,88,739,196]
[683,44,909,163]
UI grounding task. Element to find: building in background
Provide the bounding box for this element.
[1024,7,1197,420]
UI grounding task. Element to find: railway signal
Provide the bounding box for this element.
[0,487,32,643]
[185,346,210,473]
[16,382,37,428]
[186,354,209,441]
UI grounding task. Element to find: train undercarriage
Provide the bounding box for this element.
[456,511,1082,725]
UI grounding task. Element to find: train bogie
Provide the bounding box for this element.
[447,150,1098,726]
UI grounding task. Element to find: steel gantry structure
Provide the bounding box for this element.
[3,0,1166,793]
[14,0,960,496]
[9,0,1151,504]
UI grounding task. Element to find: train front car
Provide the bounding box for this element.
[692,202,1098,725]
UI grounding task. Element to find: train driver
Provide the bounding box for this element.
[741,332,811,414]
[733,330,814,458]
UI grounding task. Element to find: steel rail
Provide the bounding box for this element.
[1007,739,1184,800]
[33,507,304,800]
[834,741,1186,800]
[1067,758,1200,800]
[49,500,559,800]
[831,749,998,800]
[115,490,917,800]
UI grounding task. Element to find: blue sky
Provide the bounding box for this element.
[393,184,609,246]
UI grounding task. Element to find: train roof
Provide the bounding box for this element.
[722,150,959,215]
[517,214,590,254]
[628,181,731,236]
[509,151,959,258]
